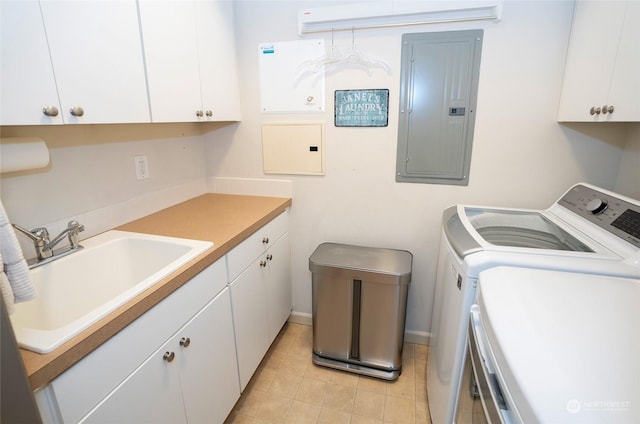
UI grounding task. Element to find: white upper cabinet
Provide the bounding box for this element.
[558,1,640,122]
[39,0,150,124]
[139,0,241,122]
[606,2,640,121]
[195,0,242,122]
[0,1,62,126]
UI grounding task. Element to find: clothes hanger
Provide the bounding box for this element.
[296,28,392,78]
[341,28,392,76]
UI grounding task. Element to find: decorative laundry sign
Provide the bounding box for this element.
[334,89,389,127]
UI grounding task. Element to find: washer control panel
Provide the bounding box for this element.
[558,184,640,248]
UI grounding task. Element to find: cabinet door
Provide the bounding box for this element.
[229,260,270,390]
[179,288,240,424]
[39,0,150,124]
[0,1,62,125]
[139,0,203,122]
[557,1,627,121]
[80,339,186,424]
[265,233,292,343]
[607,2,640,121]
[195,0,241,121]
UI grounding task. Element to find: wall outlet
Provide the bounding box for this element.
[134,155,149,180]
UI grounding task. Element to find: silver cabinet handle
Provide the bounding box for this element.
[42,105,59,117]
[260,260,267,267]
[163,351,175,362]
[196,110,204,117]
[179,337,191,348]
[266,254,273,261]
[69,106,84,117]
[205,110,213,117]
[262,237,269,244]
[602,105,614,114]
[589,106,601,115]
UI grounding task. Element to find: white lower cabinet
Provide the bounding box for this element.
[228,214,292,390]
[81,288,238,424]
[229,257,270,390]
[265,233,292,343]
[35,212,292,423]
[81,337,186,424]
[38,259,240,424]
[179,289,239,424]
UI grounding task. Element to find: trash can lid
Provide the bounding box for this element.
[309,243,412,278]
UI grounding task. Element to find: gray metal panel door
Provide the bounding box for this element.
[396,30,483,185]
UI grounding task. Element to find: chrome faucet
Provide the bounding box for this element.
[13,220,85,268]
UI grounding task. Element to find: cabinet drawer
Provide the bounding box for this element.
[50,259,226,424]
[226,211,289,282]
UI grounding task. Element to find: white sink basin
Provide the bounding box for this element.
[10,230,213,354]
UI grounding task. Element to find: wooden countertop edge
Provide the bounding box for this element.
[22,195,292,390]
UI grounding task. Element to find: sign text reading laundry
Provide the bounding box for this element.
[334,89,389,127]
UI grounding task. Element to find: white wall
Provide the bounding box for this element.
[204,0,629,339]
[0,0,634,341]
[615,124,640,200]
[0,123,216,256]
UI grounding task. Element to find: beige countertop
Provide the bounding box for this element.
[21,193,292,390]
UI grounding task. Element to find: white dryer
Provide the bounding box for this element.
[466,267,640,423]
[427,183,640,424]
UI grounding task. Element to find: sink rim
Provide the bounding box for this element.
[11,230,213,354]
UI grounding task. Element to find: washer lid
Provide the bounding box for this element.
[465,208,593,252]
[477,267,640,424]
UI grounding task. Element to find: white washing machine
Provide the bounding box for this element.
[426,183,640,424]
[464,267,640,423]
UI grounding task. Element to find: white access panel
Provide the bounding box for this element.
[262,122,324,175]
[258,39,325,113]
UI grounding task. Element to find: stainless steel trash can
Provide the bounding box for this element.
[309,243,412,380]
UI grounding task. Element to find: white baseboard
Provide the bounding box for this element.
[288,311,312,326]
[287,311,430,346]
[404,330,430,346]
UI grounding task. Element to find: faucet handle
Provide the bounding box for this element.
[13,224,49,243]
[67,220,85,232]
[33,227,50,239]
[66,221,85,248]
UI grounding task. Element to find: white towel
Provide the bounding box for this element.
[0,199,35,314]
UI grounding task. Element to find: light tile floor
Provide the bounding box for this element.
[225,323,432,424]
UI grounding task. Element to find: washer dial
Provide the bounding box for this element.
[586,198,608,215]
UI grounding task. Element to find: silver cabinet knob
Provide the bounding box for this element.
[179,337,191,348]
[260,260,267,267]
[602,105,614,114]
[589,106,601,115]
[262,237,269,244]
[266,254,273,261]
[42,105,59,117]
[69,106,84,117]
[163,351,175,362]
[196,110,204,117]
[205,110,213,117]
